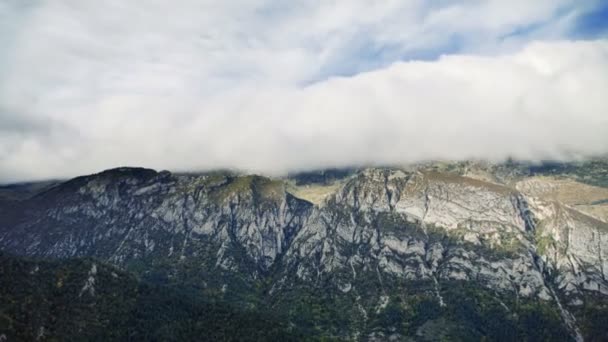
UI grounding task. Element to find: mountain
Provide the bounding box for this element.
[1,162,608,341]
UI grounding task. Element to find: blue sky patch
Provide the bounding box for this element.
[571,2,608,38]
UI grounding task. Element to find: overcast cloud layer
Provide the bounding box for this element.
[1,1,608,182]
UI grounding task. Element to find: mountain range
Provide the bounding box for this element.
[1,160,608,341]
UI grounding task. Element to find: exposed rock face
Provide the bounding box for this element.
[1,165,607,340]
[283,169,554,299]
[0,168,312,278]
[532,200,608,296]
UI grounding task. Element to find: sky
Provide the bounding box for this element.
[1,0,608,182]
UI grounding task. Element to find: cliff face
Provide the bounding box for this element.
[1,165,607,340]
[532,200,608,296]
[0,169,312,278]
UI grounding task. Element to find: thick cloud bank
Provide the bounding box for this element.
[1,2,607,182]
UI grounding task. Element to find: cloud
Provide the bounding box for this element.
[0,1,607,182]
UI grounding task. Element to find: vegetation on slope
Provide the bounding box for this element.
[0,252,306,341]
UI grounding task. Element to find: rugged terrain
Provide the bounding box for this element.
[1,161,608,341]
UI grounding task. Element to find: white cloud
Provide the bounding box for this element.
[0,1,607,182]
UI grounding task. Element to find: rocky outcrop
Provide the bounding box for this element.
[284,169,552,298]
[532,199,608,298]
[0,168,312,278]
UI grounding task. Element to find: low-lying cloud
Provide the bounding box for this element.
[1,1,607,182]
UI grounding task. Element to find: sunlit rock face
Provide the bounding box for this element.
[284,169,552,299]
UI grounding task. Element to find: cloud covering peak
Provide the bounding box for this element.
[1,1,608,182]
